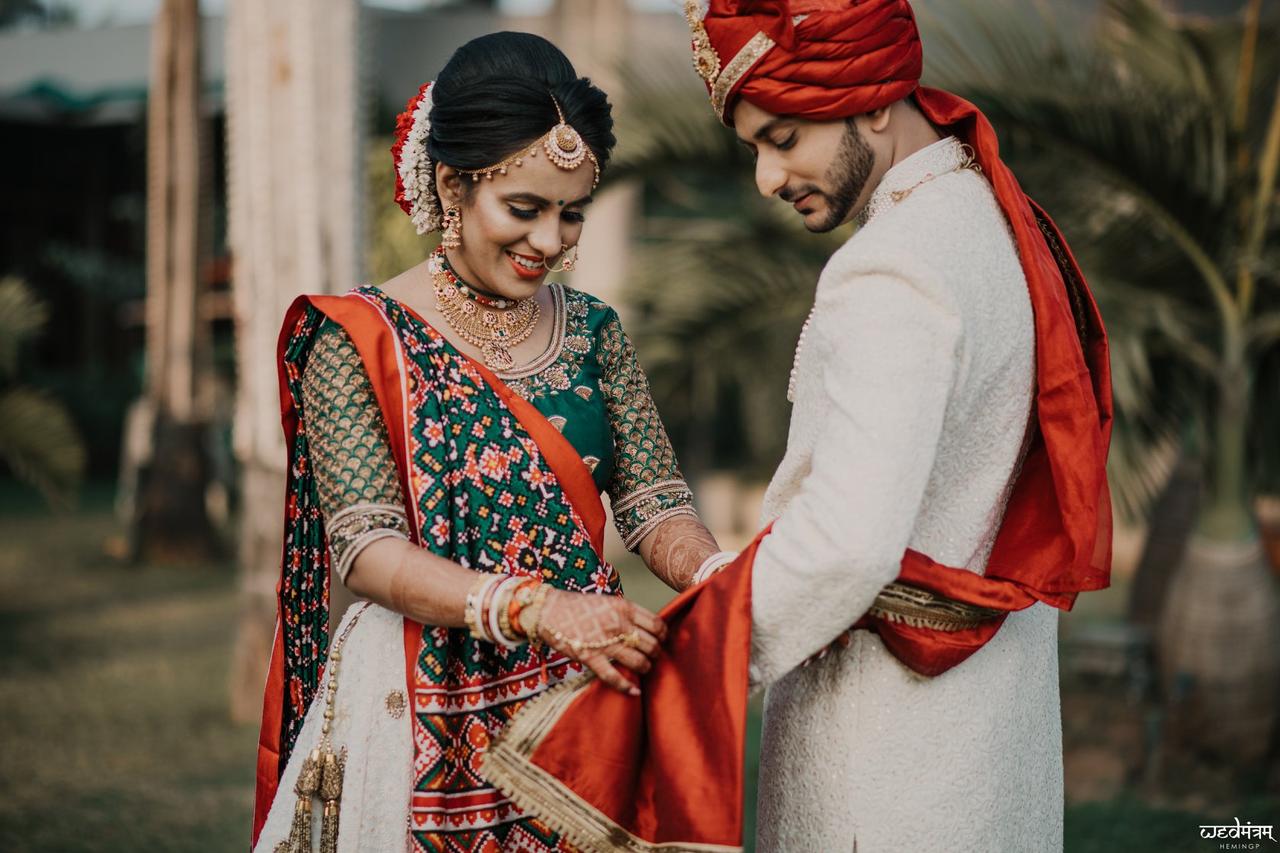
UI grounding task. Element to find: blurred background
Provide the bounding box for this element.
[1,0,1278,849]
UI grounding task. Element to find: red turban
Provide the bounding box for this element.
[697,0,923,124]
[480,3,1114,849]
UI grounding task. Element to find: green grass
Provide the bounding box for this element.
[1,496,1272,851]
[0,497,258,852]
[1066,796,1280,852]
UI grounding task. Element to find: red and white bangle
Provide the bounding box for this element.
[487,575,527,649]
[465,574,504,642]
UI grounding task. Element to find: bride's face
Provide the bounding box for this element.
[435,153,595,301]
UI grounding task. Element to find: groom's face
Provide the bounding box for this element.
[733,99,879,232]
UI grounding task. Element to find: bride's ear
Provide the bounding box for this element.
[435,162,465,208]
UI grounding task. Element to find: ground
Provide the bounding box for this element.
[0,489,1274,851]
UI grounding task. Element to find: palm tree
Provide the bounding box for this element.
[611,0,1280,763]
[608,64,841,475]
[136,0,220,563]
[224,0,362,722]
[921,0,1280,764]
[0,277,86,508]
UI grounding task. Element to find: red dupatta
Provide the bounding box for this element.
[483,532,766,853]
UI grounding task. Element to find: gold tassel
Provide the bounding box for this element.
[297,749,324,797]
[273,605,368,853]
[318,749,344,853]
[274,748,322,852]
[320,801,340,853]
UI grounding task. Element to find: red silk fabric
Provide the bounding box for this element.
[704,0,922,125]
[517,529,767,849]
[253,292,610,847]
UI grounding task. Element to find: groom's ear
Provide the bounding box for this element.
[867,105,892,134]
[435,163,465,207]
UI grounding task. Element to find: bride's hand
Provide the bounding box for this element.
[535,590,667,696]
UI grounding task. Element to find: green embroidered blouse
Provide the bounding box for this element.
[301,283,696,581]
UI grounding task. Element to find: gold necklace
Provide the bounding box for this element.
[429,253,541,371]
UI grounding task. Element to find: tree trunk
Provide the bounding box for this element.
[1126,451,1201,634]
[136,0,219,564]
[1156,536,1280,764]
[225,0,362,722]
[1156,349,1280,765]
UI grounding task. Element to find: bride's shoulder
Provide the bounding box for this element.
[557,282,619,324]
[366,263,421,302]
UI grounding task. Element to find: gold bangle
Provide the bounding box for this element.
[521,584,551,650]
[463,574,490,640]
[508,579,541,637]
[495,580,521,645]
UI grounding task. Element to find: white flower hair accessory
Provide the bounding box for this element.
[391,81,442,235]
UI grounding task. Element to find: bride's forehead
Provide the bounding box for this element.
[472,152,594,201]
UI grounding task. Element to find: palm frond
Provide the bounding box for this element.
[924,0,1232,234]
[0,387,86,508]
[627,221,832,470]
[0,277,50,378]
[607,63,751,188]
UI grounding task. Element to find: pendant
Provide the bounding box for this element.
[483,343,515,371]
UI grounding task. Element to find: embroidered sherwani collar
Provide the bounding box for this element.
[861,136,967,225]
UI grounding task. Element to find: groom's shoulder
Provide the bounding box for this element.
[856,169,1007,259]
[824,170,1018,298]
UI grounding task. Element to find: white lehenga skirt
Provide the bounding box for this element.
[254,603,414,853]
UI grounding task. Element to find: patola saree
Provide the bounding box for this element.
[253,287,619,852]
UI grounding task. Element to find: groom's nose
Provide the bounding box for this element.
[754,152,788,199]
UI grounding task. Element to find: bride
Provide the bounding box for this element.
[252,31,727,853]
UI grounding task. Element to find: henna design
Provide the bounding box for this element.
[641,515,721,591]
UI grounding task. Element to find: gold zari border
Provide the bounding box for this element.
[711,32,775,122]
[867,582,1004,631]
[481,674,743,853]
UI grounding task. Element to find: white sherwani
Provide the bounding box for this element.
[751,137,1063,852]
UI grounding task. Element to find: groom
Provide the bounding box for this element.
[686,1,1113,850]
[481,2,1113,849]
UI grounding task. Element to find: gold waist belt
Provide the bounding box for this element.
[867,582,1005,632]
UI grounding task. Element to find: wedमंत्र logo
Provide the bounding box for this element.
[1199,817,1277,850]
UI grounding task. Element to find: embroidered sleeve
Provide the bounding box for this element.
[597,309,696,550]
[301,320,411,583]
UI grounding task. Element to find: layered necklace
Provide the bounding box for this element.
[429,249,541,371]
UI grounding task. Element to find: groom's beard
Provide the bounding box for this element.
[796,120,875,233]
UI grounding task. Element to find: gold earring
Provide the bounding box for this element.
[441,206,462,250]
[544,244,578,273]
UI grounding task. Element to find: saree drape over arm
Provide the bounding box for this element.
[300,320,411,583]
